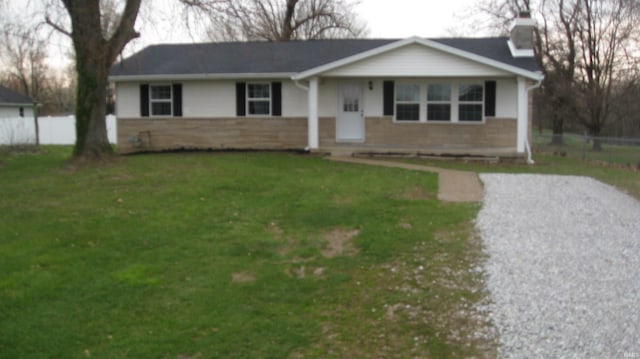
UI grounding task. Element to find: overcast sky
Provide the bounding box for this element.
[3,0,486,69]
[356,0,478,38]
[129,0,482,45]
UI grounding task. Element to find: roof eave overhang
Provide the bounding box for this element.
[109,72,296,82]
[0,102,33,107]
[292,36,544,81]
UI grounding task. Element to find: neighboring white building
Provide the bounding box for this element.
[0,85,34,119]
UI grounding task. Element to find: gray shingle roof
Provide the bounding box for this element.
[433,37,539,73]
[0,85,32,105]
[110,37,539,78]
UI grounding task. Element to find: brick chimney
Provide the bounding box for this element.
[508,11,535,57]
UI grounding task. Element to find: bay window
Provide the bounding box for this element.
[389,81,486,123]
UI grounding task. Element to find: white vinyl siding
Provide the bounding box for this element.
[0,106,34,118]
[323,44,511,77]
[115,82,139,118]
[182,81,234,117]
[495,78,518,118]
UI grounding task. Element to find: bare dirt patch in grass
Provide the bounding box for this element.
[267,221,284,237]
[285,265,307,279]
[321,228,360,258]
[284,265,327,279]
[231,272,255,283]
[398,222,413,229]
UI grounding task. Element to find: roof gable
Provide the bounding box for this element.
[294,37,542,80]
[0,85,32,105]
[317,42,511,78]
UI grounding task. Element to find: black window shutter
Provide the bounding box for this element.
[484,81,496,117]
[236,82,246,116]
[271,82,282,116]
[383,81,395,116]
[140,84,149,117]
[172,84,183,117]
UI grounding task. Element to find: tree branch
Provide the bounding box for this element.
[45,15,71,37]
[106,0,142,64]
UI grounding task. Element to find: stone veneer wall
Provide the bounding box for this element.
[321,117,517,149]
[118,116,517,154]
[117,117,307,153]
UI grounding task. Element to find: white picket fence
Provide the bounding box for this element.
[0,115,117,145]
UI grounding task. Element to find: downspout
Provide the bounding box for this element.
[294,79,309,91]
[525,77,543,165]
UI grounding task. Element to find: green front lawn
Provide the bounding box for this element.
[0,148,494,358]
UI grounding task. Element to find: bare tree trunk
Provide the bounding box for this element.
[587,126,603,151]
[73,53,112,157]
[551,116,564,145]
[281,0,299,40]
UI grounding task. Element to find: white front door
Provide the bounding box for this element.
[337,82,364,141]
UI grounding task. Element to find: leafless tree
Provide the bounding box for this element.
[472,0,534,34]
[191,0,367,42]
[470,0,640,149]
[1,23,49,145]
[572,0,639,149]
[45,63,77,115]
[607,79,640,138]
[535,0,582,144]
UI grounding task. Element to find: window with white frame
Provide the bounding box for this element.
[426,83,452,122]
[247,83,271,115]
[150,85,172,116]
[395,83,420,121]
[458,84,484,122]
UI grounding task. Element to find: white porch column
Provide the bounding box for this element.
[516,76,528,153]
[307,77,319,150]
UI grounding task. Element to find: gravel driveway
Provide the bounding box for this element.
[476,174,640,358]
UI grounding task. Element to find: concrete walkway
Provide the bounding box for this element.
[327,157,484,203]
